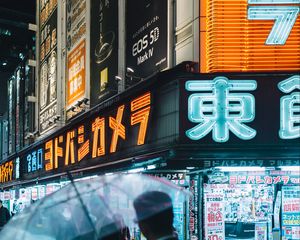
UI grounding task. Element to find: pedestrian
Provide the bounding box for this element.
[0,200,11,230]
[133,191,178,240]
[114,214,131,240]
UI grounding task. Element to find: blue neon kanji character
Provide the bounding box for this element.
[278,75,300,139]
[186,77,257,142]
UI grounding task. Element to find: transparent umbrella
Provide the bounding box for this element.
[0,173,190,240]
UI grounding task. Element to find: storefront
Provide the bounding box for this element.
[0,67,299,239]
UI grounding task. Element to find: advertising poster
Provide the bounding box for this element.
[204,191,225,240]
[39,0,58,134]
[66,0,87,119]
[90,0,118,106]
[255,222,267,240]
[189,174,200,240]
[66,40,86,117]
[282,186,300,240]
[126,0,168,80]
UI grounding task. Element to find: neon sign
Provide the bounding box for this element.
[278,75,300,139]
[27,149,43,173]
[248,0,300,45]
[44,92,152,171]
[185,75,300,142]
[0,160,14,183]
[186,77,257,142]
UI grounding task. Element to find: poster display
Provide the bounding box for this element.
[204,183,274,240]
[189,174,200,240]
[90,0,118,106]
[66,40,86,118]
[255,222,267,240]
[282,186,300,240]
[126,0,168,81]
[204,190,225,240]
[39,0,58,134]
[66,0,87,119]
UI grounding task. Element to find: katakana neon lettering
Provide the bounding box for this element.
[186,77,257,142]
[278,75,300,139]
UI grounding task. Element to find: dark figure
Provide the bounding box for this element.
[0,200,11,230]
[114,214,131,240]
[98,222,123,240]
[133,191,178,240]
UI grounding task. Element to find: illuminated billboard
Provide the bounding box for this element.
[126,0,168,80]
[200,0,300,72]
[39,0,58,134]
[181,74,300,144]
[90,0,118,106]
[66,0,88,120]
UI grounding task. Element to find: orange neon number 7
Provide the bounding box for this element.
[131,92,151,145]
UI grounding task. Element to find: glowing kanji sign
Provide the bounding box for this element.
[186,77,257,142]
[278,75,300,139]
[248,0,300,45]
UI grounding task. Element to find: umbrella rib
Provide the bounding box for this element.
[67,171,99,240]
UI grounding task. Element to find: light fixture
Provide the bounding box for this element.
[216,166,265,172]
[105,172,114,176]
[128,167,145,173]
[147,165,156,170]
[53,115,61,123]
[71,106,78,112]
[126,67,134,74]
[279,166,300,171]
[25,133,35,140]
[186,167,195,170]
[2,62,7,66]
[115,76,122,81]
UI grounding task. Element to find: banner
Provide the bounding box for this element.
[255,222,267,240]
[39,0,58,134]
[126,0,168,80]
[189,174,200,240]
[204,190,225,240]
[67,40,86,108]
[66,0,87,119]
[90,0,118,106]
[282,186,300,240]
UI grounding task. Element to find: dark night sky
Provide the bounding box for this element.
[0,0,36,16]
[0,0,36,115]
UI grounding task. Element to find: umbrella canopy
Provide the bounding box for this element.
[0,173,190,240]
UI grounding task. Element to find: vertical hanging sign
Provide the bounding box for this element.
[126,0,168,80]
[90,0,119,106]
[204,187,225,240]
[39,0,58,134]
[66,0,87,120]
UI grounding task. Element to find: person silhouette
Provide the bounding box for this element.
[133,191,178,240]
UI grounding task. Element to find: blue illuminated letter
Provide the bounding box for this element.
[278,75,300,139]
[186,77,257,142]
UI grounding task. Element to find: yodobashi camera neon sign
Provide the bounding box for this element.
[248,0,300,45]
[185,75,300,142]
[44,92,151,171]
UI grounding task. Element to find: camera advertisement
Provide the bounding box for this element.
[126,0,168,81]
[90,0,118,106]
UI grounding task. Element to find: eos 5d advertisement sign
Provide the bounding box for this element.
[126,0,168,80]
